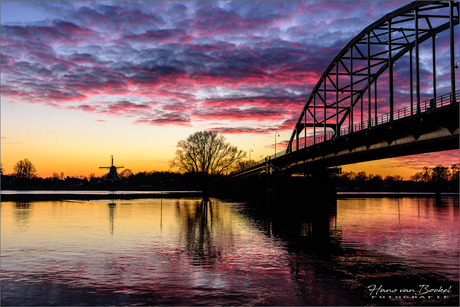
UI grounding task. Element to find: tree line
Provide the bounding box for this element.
[1,131,245,190]
[336,164,459,184]
[1,165,207,191]
[1,130,458,192]
[410,165,459,183]
[335,165,458,192]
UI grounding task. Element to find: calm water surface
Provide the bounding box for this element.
[1,196,458,306]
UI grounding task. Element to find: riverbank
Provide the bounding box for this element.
[1,190,457,202]
[337,191,459,198]
[0,191,203,202]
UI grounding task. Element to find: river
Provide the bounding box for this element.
[1,196,458,305]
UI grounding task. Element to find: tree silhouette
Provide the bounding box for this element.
[431,165,450,183]
[13,158,36,179]
[235,159,257,171]
[171,131,246,175]
[450,164,459,182]
[118,169,133,179]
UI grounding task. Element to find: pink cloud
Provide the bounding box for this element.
[192,107,284,122]
[384,150,460,170]
[120,29,192,44]
[1,0,455,138]
[134,112,191,126]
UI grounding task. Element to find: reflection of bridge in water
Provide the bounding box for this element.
[230,1,459,179]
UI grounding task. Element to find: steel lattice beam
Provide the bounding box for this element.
[287,1,459,153]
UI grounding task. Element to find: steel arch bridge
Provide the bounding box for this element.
[230,0,459,179]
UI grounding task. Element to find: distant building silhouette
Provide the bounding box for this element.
[99,155,124,181]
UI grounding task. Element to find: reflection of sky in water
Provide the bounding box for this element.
[336,197,459,281]
[1,197,458,305]
[1,199,314,305]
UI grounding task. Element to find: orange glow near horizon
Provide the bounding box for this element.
[2,100,457,179]
[1,98,458,179]
[342,150,460,179]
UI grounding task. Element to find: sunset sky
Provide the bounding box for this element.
[1,0,459,178]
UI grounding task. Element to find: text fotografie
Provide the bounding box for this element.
[368,284,453,299]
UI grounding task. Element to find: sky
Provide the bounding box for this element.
[1,0,459,178]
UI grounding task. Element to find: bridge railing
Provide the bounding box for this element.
[293,91,459,151]
[259,149,287,164]
[229,148,287,175]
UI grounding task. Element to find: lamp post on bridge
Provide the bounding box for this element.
[249,148,253,161]
[275,132,280,158]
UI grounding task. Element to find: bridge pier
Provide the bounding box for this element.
[213,173,338,243]
[213,172,337,210]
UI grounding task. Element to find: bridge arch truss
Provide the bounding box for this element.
[287,1,459,153]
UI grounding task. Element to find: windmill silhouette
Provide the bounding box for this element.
[99,155,124,181]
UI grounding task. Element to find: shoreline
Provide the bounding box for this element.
[336,191,459,198]
[0,191,203,202]
[1,190,458,202]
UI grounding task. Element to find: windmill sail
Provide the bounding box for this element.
[99,155,124,181]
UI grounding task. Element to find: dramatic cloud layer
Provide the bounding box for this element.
[1,0,456,137]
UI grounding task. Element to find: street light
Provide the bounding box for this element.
[275,132,280,158]
[249,148,253,161]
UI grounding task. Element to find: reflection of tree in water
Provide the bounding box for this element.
[176,198,222,265]
[14,201,33,228]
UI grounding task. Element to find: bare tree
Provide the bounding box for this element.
[118,169,133,179]
[451,164,459,182]
[235,160,257,172]
[13,158,36,179]
[52,172,61,181]
[431,165,450,183]
[171,131,246,175]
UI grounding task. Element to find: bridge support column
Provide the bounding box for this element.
[450,1,456,102]
[374,79,378,125]
[336,62,340,135]
[367,33,372,127]
[324,78,327,140]
[313,95,316,145]
[213,173,337,205]
[388,20,394,121]
[432,35,436,101]
[410,47,413,115]
[304,111,307,147]
[350,46,354,132]
[296,128,299,151]
[415,8,421,113]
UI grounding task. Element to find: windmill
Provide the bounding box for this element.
[99,155,124,181]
